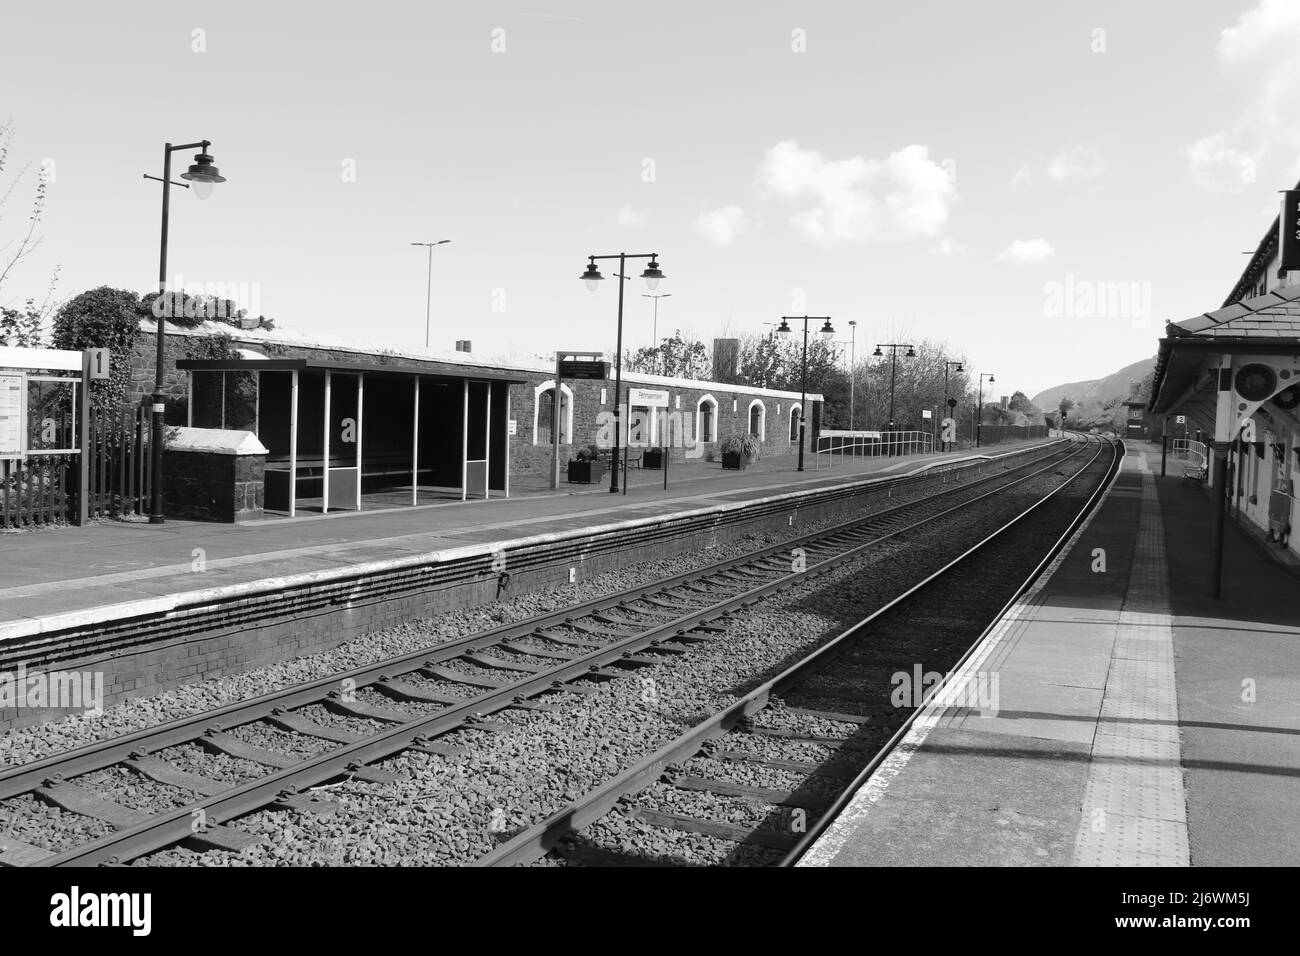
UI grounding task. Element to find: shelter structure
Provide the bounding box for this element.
[176,356,523,516]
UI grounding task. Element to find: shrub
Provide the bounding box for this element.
[51,286,142,409]
[720,433,761,459]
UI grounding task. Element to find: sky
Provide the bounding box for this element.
[3,0,1300,398]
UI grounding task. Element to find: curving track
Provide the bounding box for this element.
[0,436,1099,867]
[475,434,1120,867]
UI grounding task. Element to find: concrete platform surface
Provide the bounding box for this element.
[800,441,1300,867]
[0,440,1046,636]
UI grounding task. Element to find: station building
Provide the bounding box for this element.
[1149,185,1300,558]
[123,320,823,515]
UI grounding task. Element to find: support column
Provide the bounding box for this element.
[322,370,331,514]
[461,379,469,501]
[411,376,420,506]
[355,372,364,511]
[289,370,299,518]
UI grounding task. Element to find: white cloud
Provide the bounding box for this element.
[929,236,968,256]
[756,141,956,245]
[617,204,648,227]
[1187,1,1300,190]
[1046,146,1106,183]
[693,206,746,246]
[997,238,1055,263]
[1186,133,1258,192]
[1009,163,1033,191]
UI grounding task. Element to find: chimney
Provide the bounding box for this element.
[455,340,472,353]
[712,338,739,384]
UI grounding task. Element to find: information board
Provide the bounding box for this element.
[559,359,608,380]
[0,372,25,457]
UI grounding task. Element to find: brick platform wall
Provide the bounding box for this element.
[163,449,265,522]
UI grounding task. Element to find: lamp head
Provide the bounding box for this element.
[580,259,604,292]
[819,319,835,341]
[180,151,225,200]
[872,346,883,358]
[776,318,792,339]
[640,258,665,291]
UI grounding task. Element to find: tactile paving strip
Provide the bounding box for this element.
[1072,455,1190,866]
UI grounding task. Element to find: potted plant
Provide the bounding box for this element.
[720,434,761,470]
[567,443,608,484]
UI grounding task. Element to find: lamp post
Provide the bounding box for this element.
[873,342,915,455]
[641,293,672,375]
[976,372,996,447]
[776,315,835,471]
[144,140,226,525]
[847,320,857,432]
[942,360,964,450]
[411,240,451,349]
[580,252,665,493]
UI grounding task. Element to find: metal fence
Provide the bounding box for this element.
[0,401,150,530]
[84,402,152,521]
[814,430,935,467]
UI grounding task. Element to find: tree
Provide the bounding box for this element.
[624,329,710,379]
[51,287,145,408]
[0,123,58,342]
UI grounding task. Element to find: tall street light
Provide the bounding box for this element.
[847,320,857,432]
[641,293,672,375]
[581,252,665,493]
[873,342,915,455]
[777,315,835,472]
[976,372,996,447]
[942,360,964,450]
[411,240,451,349]
[144,140,226,524]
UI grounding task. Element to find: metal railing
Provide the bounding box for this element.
[813,430,935,468]
[1172,438,1207,469]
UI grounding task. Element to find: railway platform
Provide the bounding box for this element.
[0,440,1043,635]
[799,441,1300,867]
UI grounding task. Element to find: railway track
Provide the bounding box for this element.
[0,437,1090,867]
[474,434,1120,867]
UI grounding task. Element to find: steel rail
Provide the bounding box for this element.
[1,438,1076,800]
[473,434,1116,867]
[27,441,1092,866]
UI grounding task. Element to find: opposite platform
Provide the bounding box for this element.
[800,441,1300,867]
[0,440,1045,637]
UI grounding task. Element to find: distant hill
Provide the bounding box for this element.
[1032,355,1157,411]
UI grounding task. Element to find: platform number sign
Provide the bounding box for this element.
[86,348,110,381]
[1175,415,1186,425]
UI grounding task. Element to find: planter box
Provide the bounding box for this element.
[567,459,608,484]
[642,448,665,470]
[721,452,748,471]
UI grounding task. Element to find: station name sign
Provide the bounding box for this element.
[1281,190,1300,274]
[628,387,669,407]
[559,359,608,380]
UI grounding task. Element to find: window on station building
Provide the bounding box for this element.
[789,404,801,442]
[697,395,717,443]
[628,405,653,446]
[748,400,766,441]
[533,382,572,445]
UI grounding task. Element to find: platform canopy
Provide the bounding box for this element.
[176,356,526,517]
[1149,282,1300,437]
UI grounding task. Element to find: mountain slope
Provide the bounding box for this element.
[1032,355,1157,410]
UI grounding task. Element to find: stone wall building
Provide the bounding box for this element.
[127,320,824,480]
